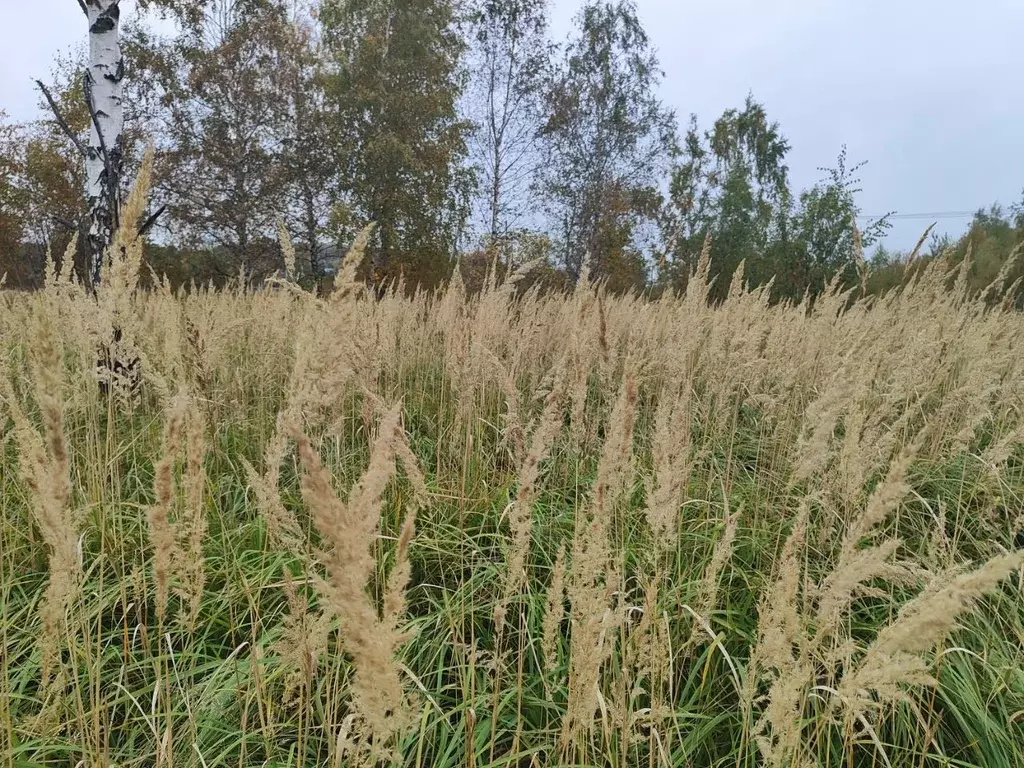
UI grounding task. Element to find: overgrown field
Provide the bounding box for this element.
[2,228,1024,767]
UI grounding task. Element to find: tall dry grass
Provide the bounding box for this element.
[2,180,1024,767]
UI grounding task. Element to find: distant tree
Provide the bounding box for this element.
[0,115,28,278]
[466,0,552,246]
[665,96,791,298]
[3,68,91,283]
[665,98,890,302]
[143,0,294,279]
[788,146,891,299]
[321,0,473,290]
[537,0,676,286]
[278,8,337,280]
[943,204,1024,299]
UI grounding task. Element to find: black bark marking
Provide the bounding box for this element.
[105,58,125,83]
[97,327,141,398]
[90,1,120,34]
[90,16,116,33]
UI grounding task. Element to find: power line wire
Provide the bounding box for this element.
[856,211,976,221]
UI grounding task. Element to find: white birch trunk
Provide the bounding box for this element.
[84,0,125,286]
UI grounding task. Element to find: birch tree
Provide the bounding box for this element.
[466,0,552,247]
[537,0,676,285]
[279,11,337,280]
[35,1,205,288]
[33,1,126,287]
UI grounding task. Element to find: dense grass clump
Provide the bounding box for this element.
[2,186,1024,766]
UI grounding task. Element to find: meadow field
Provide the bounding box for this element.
[2,205,1024,767]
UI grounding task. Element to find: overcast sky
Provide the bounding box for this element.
[4,0,1023,250]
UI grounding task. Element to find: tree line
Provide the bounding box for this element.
[0,0,1018,301]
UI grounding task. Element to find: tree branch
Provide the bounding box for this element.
[77,0,88,17]
[138,206,167,238]
[35,80,88,157]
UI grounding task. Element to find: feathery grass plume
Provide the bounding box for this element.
[838,551,1024,717]
[689,492,740,647]
[498,358,567,626]
[392,420,430,512]
[791,341,868,484]
[43,244,57,291]
[176,399,207,628]
[148,392,188,623]
[383,508,416,629]
[241,431,305,554]
[983,418,1024,471]
[561,372,638,753]
[275,566,331,707]
[904,224,936,269]
[292,403,414,755]
[541,544,567,675]
[685,234,713,309]
[278,219,297,280]
[981,242,1023,303]
[486,347,527,461]
[332,223,376,300]
[749,501,812,768]
[727,259,747,301]
[99,144,154,301]
[952,243,974,302]
[1001,274,1024,310]
[1,312,78,685]
[91,146,156,405]
[624,574,672,745]
[566,257,599,451]
[644,382,693,553]
[843,433,922,548]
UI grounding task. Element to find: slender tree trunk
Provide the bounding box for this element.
[83,0,125,287]
[304,188,319,278]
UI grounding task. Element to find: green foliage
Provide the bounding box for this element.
[788,146,892,299]
[322,0,474,290]
[665,98,891,303]
[666,97,790,299]
[2,0,1016,302]
[537,0,677,287]
[140,0,296,278]
[865,202,1024,307]
[0,116,28,272]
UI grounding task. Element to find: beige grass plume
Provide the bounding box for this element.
[831,549,1024,738]
[148,392,189,623]
[292,403,418,757]
[561,372,638,752]
[498,357,567,634]
[1,312,79,685]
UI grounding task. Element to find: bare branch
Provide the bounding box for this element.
[35,80,88,158]
[138,206,167,238]
[77,0,88,17]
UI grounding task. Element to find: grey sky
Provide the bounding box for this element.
[4,1,1023,251]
